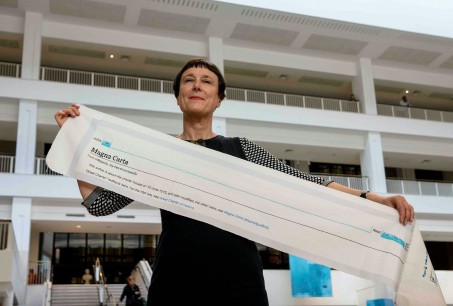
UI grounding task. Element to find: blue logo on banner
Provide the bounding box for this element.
[101,140,111,147]
[289,255,332,297]
[366,298,394,306]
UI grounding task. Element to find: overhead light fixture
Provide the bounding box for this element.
[76,225,82,229]
[120,55,130,62]
[405,89,409,94]
[109,54,115,59]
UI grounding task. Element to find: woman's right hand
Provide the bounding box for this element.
[54,103,80,128]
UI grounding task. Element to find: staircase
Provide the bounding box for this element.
[50,283,146,306]
[51,284,100,306]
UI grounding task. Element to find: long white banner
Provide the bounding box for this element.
[46,106,445,305]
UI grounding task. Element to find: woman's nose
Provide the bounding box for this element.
[192,79,201,91]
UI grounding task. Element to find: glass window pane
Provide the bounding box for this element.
[123,234,139,255]
[105,234,121,256]
[87,233,104,255]
[54,233,68,248]
[68,233,86,257]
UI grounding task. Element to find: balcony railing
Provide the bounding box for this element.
[2,155,453,197]
[0,61,21,77]
[0,221,9,250]
[35,157,61,175]
[2,61,453,121]
[377,104,453,123]
[316,174,369,191]
[28,260,51,285]
[387,179,453,197]
[0,155,15,173]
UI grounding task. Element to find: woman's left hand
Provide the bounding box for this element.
[374,194,415,225]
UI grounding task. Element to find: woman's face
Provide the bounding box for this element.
[177,67,221,118]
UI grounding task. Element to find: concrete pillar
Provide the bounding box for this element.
[209,37,227,136]
[21,11,42,80]
[14,100,37,175]
[360,132,387,193]
[352,58,377,115]
[12,11,43,305]
[208,37,224,75]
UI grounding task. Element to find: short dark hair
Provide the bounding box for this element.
[173,58,226,101]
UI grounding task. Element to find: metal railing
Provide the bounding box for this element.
[317,174,369,191]
[35,157,61,175]
[0,61,21,77]
[40,66,174,94]
[0,221,10,250]
[0,155,15,173]
[377,104,453,123]
[28,260,51,284]
[3,155,453,197]
[94,258,116,306]
[387,179,453,197]
[2,61,453,121]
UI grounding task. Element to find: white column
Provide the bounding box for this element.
[12,11,42,306]
[11,197,32,306]
[360,132,387,193]
[209,37,227,136]
[14,100,37,174]
[208,37,224,75]
[352,58,377,115]
[21,11,42,80]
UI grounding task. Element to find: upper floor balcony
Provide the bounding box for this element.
[1,61,453,124]
[1,154,452,198]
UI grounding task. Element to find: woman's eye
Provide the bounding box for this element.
[202,79,212,84]
[183,78,194,83]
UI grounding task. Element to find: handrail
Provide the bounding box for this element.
[94,257,117,306]
[28,260,51,284]
[135,259,152,293]
[44,281,52,306]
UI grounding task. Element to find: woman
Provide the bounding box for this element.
[55,58,414,306]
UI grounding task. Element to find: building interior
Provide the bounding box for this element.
[0,0,453,305]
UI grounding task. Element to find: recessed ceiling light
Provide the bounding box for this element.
[76,225,82,228]
[109,54,114,59]
[120,55,130,62]
[405,89,409,94]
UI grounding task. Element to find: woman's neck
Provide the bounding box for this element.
[179,117,216,140]
[177,131,217,141]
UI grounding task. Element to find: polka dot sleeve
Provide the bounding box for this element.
[82,187,134,217]
[239,137,332,186]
